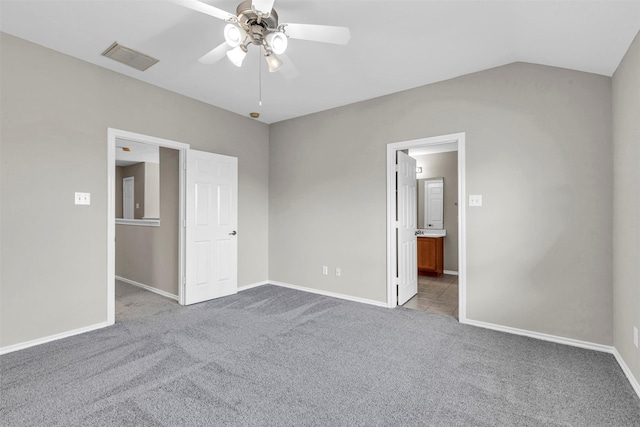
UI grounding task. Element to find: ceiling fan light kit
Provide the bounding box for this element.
[265,52,283,72]
[227,44,248,67]
[265,32,287,55]
[224,23,246,47]
[178,0,351,75]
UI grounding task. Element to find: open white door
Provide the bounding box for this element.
[184,149,238,305]
[397,152,418,305]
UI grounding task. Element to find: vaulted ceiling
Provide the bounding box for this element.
[1,0,639,123]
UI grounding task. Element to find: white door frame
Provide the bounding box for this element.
[386,132,467,322]
[107,128,190,325]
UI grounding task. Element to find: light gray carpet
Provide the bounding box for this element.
[2,283,639,426]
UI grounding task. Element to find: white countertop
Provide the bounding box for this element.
[416,229,446,237]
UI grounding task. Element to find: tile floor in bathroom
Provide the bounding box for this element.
[402,273,459,318]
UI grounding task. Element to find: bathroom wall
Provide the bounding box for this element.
[415,151,458,272]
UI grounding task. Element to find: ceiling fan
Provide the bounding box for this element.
[176,0,351,75]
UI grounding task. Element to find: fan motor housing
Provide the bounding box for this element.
[236,0,279,45]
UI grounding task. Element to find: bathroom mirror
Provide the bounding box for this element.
[418,178,444,230]
[115,139,160,225]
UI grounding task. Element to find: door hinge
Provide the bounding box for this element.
[394,221,399,228]
[183,276,186,285]
[183,220,186,228]
[183,161,187,170]
[394,164,399,172]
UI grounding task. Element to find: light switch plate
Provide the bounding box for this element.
[469,194,482,207]
[75,192,91,205]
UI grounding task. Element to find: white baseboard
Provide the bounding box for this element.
[237,281,269,292]
[613,348,640,399]
[116,276,178,301]
[443,270,459,276]
[454,318,640,400]
[269,280,388,308]
[462,318,614,353]
[0,321,112,355]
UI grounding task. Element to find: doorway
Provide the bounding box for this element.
[107,128,189,325]
[386,132,467,322]
[107,129,240,325]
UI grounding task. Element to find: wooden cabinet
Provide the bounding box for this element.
[417,237,444,276]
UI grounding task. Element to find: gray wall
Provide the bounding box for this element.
[0,33,269,348]
[415,152,458,272]
[115,166,124,217]
[612,31,640,387]
[115,148,179,296]
[270,62,613,345]
[144,162,160,219]
[0,31,624,354]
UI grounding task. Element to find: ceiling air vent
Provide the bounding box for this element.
[101,42,159,71]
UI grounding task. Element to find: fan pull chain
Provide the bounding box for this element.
[258,47,263,107]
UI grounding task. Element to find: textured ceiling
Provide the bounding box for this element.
[1,0,639,123]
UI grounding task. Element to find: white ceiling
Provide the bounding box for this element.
[115,138,159,166]
[1,0,639,124]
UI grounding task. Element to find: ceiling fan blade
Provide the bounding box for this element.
[281,23,351,45]
[252,0,275,15]
[277,53,299,80]
[199,42,232,64]
[174,0,235,21]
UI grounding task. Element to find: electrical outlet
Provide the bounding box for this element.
[322,266,328,275]
[336,268,341,277]
[634,326,638,348]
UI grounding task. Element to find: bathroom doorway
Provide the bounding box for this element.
[386,132,467,322]
[405,145,459,317]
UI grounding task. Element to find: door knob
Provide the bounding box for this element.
[229,231,237,236]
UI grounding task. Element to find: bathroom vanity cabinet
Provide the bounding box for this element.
[417,236,444,276]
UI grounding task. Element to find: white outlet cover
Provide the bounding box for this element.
[469,195,483,207]
[336,268,341,277]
